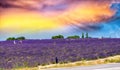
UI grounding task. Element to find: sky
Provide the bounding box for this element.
[0,0,120,40]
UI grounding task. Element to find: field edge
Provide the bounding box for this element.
[38,55,120,70]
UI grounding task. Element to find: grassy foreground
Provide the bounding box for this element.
[10,55,120,70]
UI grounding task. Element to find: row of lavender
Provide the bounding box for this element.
[0,38,120,68]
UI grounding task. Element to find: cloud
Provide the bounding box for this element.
[0,0,120,40]
[0,0,119,31]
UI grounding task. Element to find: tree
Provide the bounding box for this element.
[7,37,16,40]
[67,35,80,39]
[82,33,84,38]
[52,35,64,39]
[86,33,89,38]
[16,36,25,40]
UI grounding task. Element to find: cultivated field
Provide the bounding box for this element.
[0,38,120,69]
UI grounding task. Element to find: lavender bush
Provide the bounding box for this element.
[0,38,120,69]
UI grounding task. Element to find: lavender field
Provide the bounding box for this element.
[0,38,120,69]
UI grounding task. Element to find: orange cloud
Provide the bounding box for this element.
[57,2,115,26]
[0,0,116,33]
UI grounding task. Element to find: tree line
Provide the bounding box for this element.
[6,36,25,40]
[52,33,90,39]
[6,33,90,40]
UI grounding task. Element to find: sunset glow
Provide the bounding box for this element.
[0,0,120,40]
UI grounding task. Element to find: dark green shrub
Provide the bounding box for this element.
[52,35,64,39]
[67,35,80,39]
[16,36,25,40]
[6,37,16,40]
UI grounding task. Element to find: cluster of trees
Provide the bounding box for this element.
[67,35,80,39]
[7,36,26,40]
[52,33,90,39]
[52,35,64,39]
[6,33,89,40]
